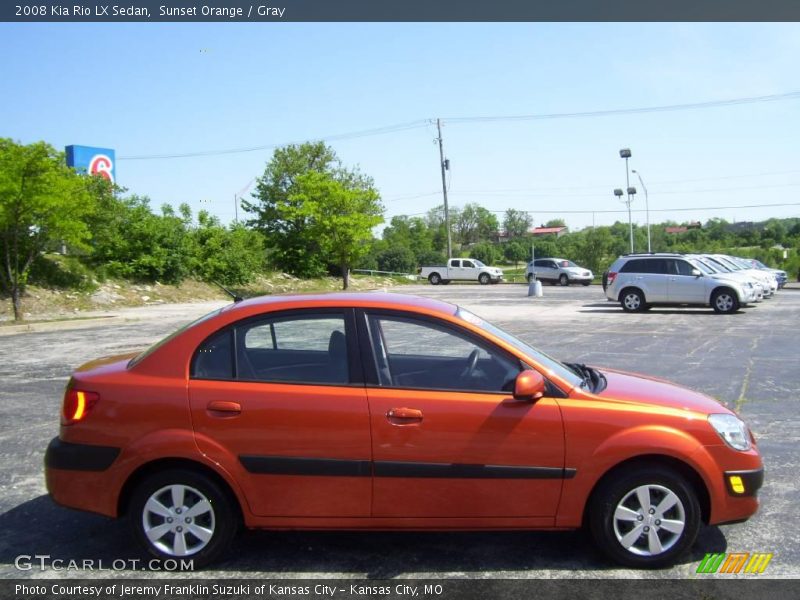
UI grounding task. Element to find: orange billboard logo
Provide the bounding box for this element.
[696,552,773,574]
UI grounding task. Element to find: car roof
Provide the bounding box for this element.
[223,291,458,317]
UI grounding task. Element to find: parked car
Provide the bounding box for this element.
[738,258,787,288]
[604,254,755,314]
[685,255,764,303]
[525,258,593,286]
[420,258,504,285]
[46,292,763,568]
[703,255,777,297]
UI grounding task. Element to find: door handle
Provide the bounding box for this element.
[387,407,423,423]
[207,401,241,416]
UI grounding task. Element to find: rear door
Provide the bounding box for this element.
[360,310,566,519]
[620,258,669,302]
[188,309,372,517]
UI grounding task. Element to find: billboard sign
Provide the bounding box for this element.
[65,145,116,184]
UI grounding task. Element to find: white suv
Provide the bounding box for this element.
[604,254,754,314]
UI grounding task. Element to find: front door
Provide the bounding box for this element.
[188,309,371,517]
[361,311,566,519]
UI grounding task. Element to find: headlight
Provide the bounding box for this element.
[708,414,751,451]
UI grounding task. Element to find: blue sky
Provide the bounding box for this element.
[1,22,799,230]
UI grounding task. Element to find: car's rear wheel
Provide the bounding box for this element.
[589,465,701,568]
[711,288,740,314]
[620,288,645,312]
[428,273,441,285]
[129,469,237,568]
[559,274,569,286]
[479,273,490,285]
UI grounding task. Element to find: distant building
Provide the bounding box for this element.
[665,222,701,234]
[531,226,568,237]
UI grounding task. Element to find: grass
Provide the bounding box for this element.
[0,272,415,323]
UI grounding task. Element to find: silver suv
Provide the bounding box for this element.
[525,258,593,286]
[604,254,754,314]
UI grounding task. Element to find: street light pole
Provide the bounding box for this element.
[619,148,634,253]
[632,169,650,253]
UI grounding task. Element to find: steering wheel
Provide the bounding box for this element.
[460,348,480,380]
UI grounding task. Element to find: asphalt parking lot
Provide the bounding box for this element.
[1,284,798,579]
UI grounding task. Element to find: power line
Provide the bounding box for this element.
[398,201,800,217]
[118,120,429,160]
[117,90,800,161]
[447,181,800,199]
[444,91,800,124]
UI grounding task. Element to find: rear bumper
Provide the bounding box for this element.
[44,437,121,518]
[44,437,120,471]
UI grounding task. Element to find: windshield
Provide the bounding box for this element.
[472,260,486,267]
[128,307,224,368]
[559,260,579,268]
[455,307,583,389]
[704,257,731,273]
[717,256,743,271]
[689,259,714,275]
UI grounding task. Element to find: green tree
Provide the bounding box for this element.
[191,211,265,286]
[242,142,338,277]
[282,170,383,289]
[455,203,499,245]
[503,239,529,268]
[503,208,532,238]
[469,241,500,265]
[88,196,194,283]
[545,218,567,228]
[0,139,95,320]
[377,246,416,273]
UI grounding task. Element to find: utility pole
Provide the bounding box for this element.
[436,118,452,258]
[233,194,238,223]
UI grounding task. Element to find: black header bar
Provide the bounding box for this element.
[3,1,800,23]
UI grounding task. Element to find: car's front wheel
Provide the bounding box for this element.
[589,465,701,568]
[559,274,569,286]
[478,273,490,285]
[129,469,237,568]
[711,288,740,314]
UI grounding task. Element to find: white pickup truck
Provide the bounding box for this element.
[420,258,504,285]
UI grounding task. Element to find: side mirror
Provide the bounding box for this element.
[692,269,702,277]
[514,369,546,401]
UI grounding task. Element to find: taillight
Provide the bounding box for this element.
[62,389,100,425]
[607,272,617,284]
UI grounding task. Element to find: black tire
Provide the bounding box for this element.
[620,288,646,312]
[428,273,441,285]
[559,274,569,286]
[478,273,490,285]
[589,465,701,568]
[711,288,740,314]
[129,468,238,569]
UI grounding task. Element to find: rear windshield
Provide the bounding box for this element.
[128,307,224,368]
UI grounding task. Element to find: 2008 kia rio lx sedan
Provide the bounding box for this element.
[45,293,763,568]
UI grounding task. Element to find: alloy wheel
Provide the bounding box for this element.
[612,484,686,557]
[142,484,216,557]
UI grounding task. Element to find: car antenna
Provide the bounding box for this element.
[212,281,244,303]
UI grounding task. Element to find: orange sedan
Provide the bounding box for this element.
[45,293,763,568]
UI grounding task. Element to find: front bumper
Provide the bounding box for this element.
[724,468,764,497]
